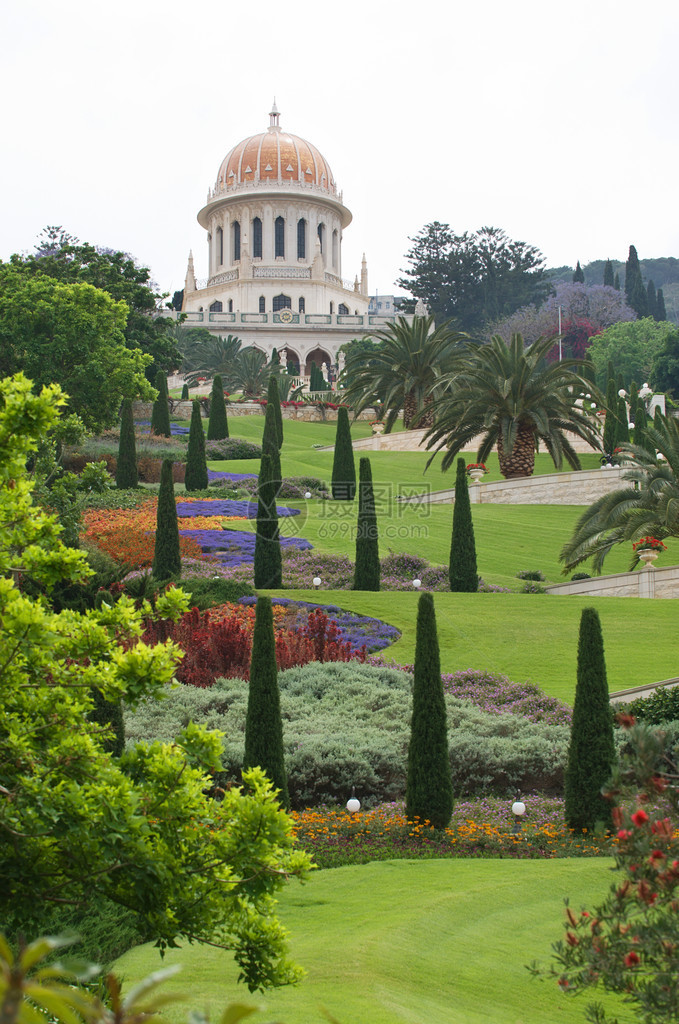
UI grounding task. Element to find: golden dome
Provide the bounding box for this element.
[215,102,337,196]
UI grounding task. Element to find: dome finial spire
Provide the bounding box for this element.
[269,98,280,130]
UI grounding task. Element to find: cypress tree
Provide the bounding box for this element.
[406,592,453,830]
[207,374,229,440]
[184,400,208,492]
[629,381,639,427]
[449,457,478,592]
[614,272,620,291]
[564,608,615,832]
[352,457,380,591]
[116,398,138,489]
[603,259,615,288]
[270,347,280,366]
[331,406,356,500]
[181,383,189,400]
[631,273,649,319]
[267,374,283,449]
[253,453,282,589]
[244,596,289,809]
[152,459,181,580]
[614,394,629,447]
[625,244,648,318]
[647,280,657,321]
[573,260,585,284]
[261,400,282,491]
[151,370,171,437]
[656,288,667,321]
[602,377,618,454]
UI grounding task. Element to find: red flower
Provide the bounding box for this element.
[631,809,649,827]
[618,829,632,841]
[624,951,640,967]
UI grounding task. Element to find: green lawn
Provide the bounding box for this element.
[115,858,624,1024]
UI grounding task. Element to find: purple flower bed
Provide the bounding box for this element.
[136,420,189,436]
[207,469,258,483]
[238,596,401,654]
[176,499,300,518]
[180,527,312,566]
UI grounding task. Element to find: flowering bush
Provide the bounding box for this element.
[632,536,667,552]
[466,463,487,473]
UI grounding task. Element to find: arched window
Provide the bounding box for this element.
[329,301,334,314]
[332,229,338,268]
[252,217,262,259]
[273,294,291,311]
[232,221,241,262]
[298,297,305,313]
[209,300,223,312]
[317,222,324,253]
[338,303,349,315]
[228,299,233,312]
[259,296,266,313]
[275,216,285,258]
[216,226,223,266]
[297,218,306,259]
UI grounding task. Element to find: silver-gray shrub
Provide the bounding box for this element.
[124,663,579,806]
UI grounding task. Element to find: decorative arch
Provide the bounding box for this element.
[283,347,301,375]
[232,221,241,262]
[252,217,263,259]
[304,347,332,375]
[275,216,285,258]
[259,296,266,313]
[332,229,338,268]
[338,303,349,315]
[298,296,305,313]
[216,226,223,266]
[273,293,291,311]
[209,300,223,312]
[297,218,306,259]
[317,222,325,254]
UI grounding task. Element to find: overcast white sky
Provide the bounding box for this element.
[2,0,678,301]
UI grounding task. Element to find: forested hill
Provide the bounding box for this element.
[547,258,679,323]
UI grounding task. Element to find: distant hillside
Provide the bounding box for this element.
[546,258,679,323]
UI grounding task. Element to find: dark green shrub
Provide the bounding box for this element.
[88,688,125,756]
[152,459,181,581]
[150,370,171,437]
[449,457,478,592]
[564,608,616,831]
[331,406,356,500]
[516,569,546,581]
[406,593,453,829]
[244,596,289,808]
[207,374,229,440]
[521,582,547,594]
[571,572,591,581]
[619,686,679,725]
[253,453,282,589]
[267,375,283,449]
[261,400,282,489]
[33,539,123,614]
[181,383,189,400]
[35,897,146,967]
[116,399,138,489]
[184,401,208,492]
[205,438,262,460]
[353,457,380,591]
[181,576,255,609]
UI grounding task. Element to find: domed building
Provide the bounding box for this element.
[180,102,400,380]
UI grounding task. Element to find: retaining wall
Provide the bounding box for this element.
[545,564,679,599]
[398,467,626,507]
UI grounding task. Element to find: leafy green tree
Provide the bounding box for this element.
[207,374,229,440]
[184,401,208,492]
[406,592,453,829]
[564,608,615,832]
[0,267,153,432]
[424,333,602,478]
[253,453,282,589]
[398,223,550,333]
[88,687,125,757]
[342,316,465,430]
[573,260,585,283]
[13,229,180,383]
[449,458,478,592]
[244,596,289,810]
[152,459,181,580]
[151,370,171,437]
[561,414,679,572]
[603,259,615,288]
[652,327,679,399]
[116,398,138,489]
[267,374,283,449]
[588,318,675,388]
[353,457,380,591]
[0,374,309,988]
[331,406,356,500]
[179,332,242,384]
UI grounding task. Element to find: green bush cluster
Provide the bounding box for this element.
[179,576,255,610]
[125,663,578,806]
[620,686,679,724]
[205,438,262,460]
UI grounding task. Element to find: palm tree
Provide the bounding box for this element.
[424,333,603,477]
[228,347,271,399]
[341,315,466,430]
[179,332,242,385]
[560,415,679,573]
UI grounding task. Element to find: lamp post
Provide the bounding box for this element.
[346,787,361,814]
[313,577,321,590]
[305,491,312,500]
[511,794,526,834]
[412,578,422,590]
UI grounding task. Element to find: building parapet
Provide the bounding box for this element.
[161,309,408,330]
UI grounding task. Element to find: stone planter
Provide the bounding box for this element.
[638,549,659,568]
[469,468,485,482]
[371,423,385,435]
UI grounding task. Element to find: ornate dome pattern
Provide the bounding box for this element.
[214,104,337,196]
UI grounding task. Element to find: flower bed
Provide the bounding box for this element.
[238,597,401,654]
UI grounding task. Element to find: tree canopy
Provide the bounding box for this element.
[10,227,180,382]
[0,373,310,990]
[587,317,675,388]
[0,267,154,432]
[397,224,551,333]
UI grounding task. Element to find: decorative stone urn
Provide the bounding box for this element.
[638,549,659,568]
[371,422,385,436]
[469,468,485,482]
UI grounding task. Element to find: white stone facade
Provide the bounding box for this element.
[180,103,397,373]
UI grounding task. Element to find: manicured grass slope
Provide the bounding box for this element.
[115,859,623,1024]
